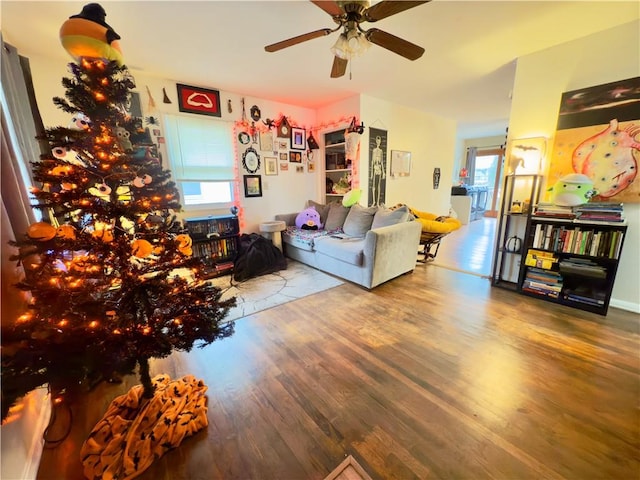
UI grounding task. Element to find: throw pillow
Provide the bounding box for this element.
[307,200,330,225]
[371,205,411,229]
[324,202,350,231]
[342,188,362,207]
[343,204,378,237]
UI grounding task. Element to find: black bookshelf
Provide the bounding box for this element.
[518,216,627,315]
[185,215,239,278]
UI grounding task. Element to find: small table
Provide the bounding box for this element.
[259,220,287,252]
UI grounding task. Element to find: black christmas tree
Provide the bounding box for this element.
[1,57,235,421]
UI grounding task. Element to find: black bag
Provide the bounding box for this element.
[233,233,287,282]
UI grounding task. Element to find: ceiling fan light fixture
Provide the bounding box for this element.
[346,29,370,57]
[330,33,350,59]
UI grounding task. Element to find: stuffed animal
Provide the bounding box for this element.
[548,173,597,207]
[59,3,123,65]
[295,207,323,231]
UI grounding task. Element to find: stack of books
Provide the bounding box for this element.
[522,267,563,298]
[533,203,576,219]
[574,203,625,223]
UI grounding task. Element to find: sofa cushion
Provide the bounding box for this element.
[282,227,329,251]
[343,204,377,237]
[324,202,350,231]
[313,235,365,266]
[307,200,331,225]
[371,205,411,229]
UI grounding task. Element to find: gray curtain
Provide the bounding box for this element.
[1,37,47,325]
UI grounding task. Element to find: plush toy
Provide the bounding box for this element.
[548,173,597,207]
[295,207,323,231]
[59,3,123,65]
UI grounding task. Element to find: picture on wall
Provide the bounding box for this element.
[265,156,278,176]
[176,83,221,117]
[368,127,388,207]
[547,76,640,203]
[289,151,302,163]
[259,131,273,152]
[243,175,262,197]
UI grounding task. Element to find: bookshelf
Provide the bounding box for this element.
[324,129,350,202]
[519,215,627,315]
[491,174,542,290]
[184,214,239,278]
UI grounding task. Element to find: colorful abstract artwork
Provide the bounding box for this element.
[547,77,640,203]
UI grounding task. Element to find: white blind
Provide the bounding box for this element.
[163,113,234,181]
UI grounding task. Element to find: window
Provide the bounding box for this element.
[163,113,235,208]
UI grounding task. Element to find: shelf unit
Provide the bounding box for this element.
[324,129,350,202]
[491,174,542,290]
[184,214,239,278]
[518,216,627,315]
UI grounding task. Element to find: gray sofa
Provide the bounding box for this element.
[275,202,422,289]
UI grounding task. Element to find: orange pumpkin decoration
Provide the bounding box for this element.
[131,239,153,258]
[91,222,114,243]
[27,222,57,241]
[56,224,77,240]
[175,234,193,256]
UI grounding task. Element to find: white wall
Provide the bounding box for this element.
[360,95,457,215]
[509,20,640,311]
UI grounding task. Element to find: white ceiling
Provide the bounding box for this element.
[2,1,638,136]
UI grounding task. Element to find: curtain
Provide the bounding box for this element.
[1,38,47,325]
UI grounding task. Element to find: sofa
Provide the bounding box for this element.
[275,201,422,289]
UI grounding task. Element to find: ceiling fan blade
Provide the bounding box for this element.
[365,28,425,60]
[330,56,348,78]
[310,1,343,17]
[265,28,333,52]
[364,1,431,22]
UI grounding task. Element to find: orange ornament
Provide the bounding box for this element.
[131,239,153,258]
[56,224,77,240]
[27,222,57,241]
[175,234,193,256]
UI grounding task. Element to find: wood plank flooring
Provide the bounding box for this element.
[36,264,640,480]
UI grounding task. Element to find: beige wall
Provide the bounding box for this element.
[509,20,640,311]
[359,95,457,215]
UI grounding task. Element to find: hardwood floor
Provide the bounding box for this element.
[36,265,639,479]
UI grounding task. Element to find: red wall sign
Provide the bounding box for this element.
[176,83,221,117]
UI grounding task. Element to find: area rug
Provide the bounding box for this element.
[209,260,343,322]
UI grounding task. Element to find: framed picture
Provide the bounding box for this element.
[289,151,302,163]
[176,83,221,117]
[291,127,306,150]
[265,156,278,176]
[279,152,288,161]
[243,175,262,197]
[277,140,289,151]
[280,162,289,172]
[259,131,273,152]
[308,162,315,173]
[296,165,304,173]
[390,150,411,177]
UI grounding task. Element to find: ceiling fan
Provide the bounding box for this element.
[264,1,430,78]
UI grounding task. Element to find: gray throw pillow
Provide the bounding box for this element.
[343,204,378,237]
[307,200,330,226]
[324,202,350,231]
[371,205,411,229]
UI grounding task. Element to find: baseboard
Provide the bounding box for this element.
[609,298,640,314]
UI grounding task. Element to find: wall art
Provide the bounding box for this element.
[243,175,262,197]
[390,150,411,177]
[289,151,302,163]
[547,76,640,203]
[259,131,273,152]
[176,83,221,117]
[368,128,387,207]
[265,156,278,176]
[291,127,306,150]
